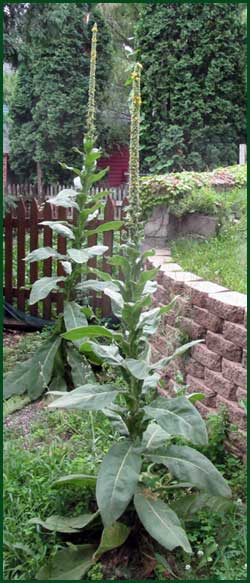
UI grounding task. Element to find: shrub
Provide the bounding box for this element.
[140,164,246,218]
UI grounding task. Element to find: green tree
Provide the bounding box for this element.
[135,3,246,173]
[8,3,112,184]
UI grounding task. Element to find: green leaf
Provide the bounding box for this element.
[142,423,170,450]
[142,280,158,296]
[4,336,61,401]
[94,522,131,560]
[87,220,123,236]
[170,493,234,519]
[68,245,108,264]
[96,440,142,527]
[103,287,124,318]
[187,392,205,403]
[138,268,159,286]
[39,221,75,239]
[147,445,232,498]
[108,255,130,276]
[66,344,95,387]
[124,359,150,380]
[76,280,119,293]
[49,347,67,392]
[48,189,79,210]
[59,162,82,176]
[88,267,113,281]
[62,325,121,342]
[25,247,66,263]
[80,342,124,366]
[60,260,72,275]
[134,491,192,554]
[144,396,208,446]
[48,384,118,411]
[151,339,204,371]
[88,167,109,186]
[29,276,65,305]
[102,407,129,436]
[52,474,97,489]
[36,544,95,580]
[64,301,88,348]
[29,512,99,533]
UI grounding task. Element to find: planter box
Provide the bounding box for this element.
[144,206,218,247]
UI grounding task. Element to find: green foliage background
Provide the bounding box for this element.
[8,3,112,184]
[136,3,246,174]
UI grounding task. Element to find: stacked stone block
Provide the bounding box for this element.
[148,251,247,456]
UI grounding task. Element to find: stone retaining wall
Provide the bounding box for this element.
[148,250,247,457]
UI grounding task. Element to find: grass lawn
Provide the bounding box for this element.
[3,334,247,580]
[171,215,246,294]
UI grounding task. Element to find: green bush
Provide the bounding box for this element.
[136,4,246,173]
[140,164,246,218]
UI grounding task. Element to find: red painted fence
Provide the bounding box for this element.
[4,197,128,320]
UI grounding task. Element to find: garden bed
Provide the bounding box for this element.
[3,336,247,581]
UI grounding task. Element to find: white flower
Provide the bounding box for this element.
[185,564,191,571]
[236,498,242,505]
[197,550,204,557]
[207,557,213,563]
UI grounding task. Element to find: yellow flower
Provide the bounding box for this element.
[92,23,98,33]
[131,72,139,81]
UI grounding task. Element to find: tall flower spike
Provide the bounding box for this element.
[86,23,98,142]
[127,62,143,241]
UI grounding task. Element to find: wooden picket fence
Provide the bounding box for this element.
[5,184,128,220]
[4,196,128,321]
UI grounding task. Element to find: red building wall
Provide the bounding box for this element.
[98,146,129,187]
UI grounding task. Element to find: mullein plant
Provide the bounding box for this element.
[4,23,122,403]
[31,64,233,580]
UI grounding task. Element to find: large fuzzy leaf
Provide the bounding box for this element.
[94,522,131,560]
[36,544,95,580]
[63,325,121,342]
[4,336,61,401]
[124,359,150,380]
[170,493,234,519]
[87,220,123,236]
[29,277,65,305]
[80,342,124,366]
[25,247,66,263]
[76,280,119,293]
[144,396,208,446]
[134,491,192,554]
[48,384,118,411]
[52,473,97,489]
[47,189,79,210]
[39,221,75,239]
[63,301,88,349]
[96,440,142,527]
[29,512,99,533]
[151,340,204,371]
[103,287,124,318]
[142,423,170,450]
[49,346,67,392]
[147,445,231,498]
[66,344,95,387]
[67,245,108,264]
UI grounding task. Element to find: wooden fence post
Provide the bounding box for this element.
[17,199,26,312]
[57,206,67,315]
[4,209,13,304]
[43,203,53,319]
[29,199,39,317]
